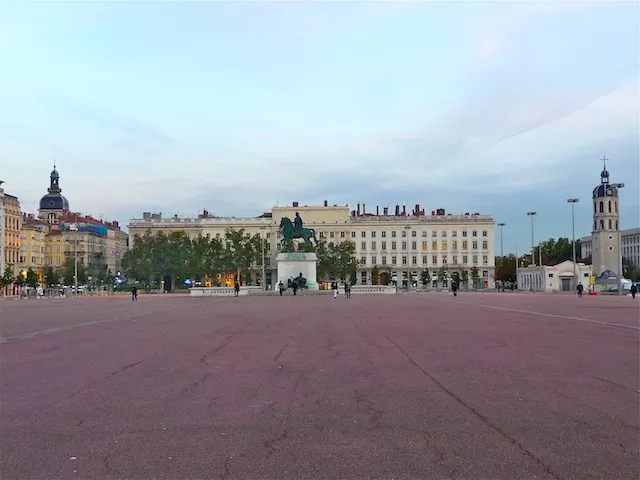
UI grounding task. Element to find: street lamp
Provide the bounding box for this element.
[610,183,625,295]
[567,198,579,291]
[527,212,536,291]
[497,222,505,291]
[69,223,78,296]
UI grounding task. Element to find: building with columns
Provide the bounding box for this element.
[128,202,496,288]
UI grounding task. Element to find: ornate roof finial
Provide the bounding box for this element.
[601,155,608,171]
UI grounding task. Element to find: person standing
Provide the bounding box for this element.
[278,281,285,296]
[333,282,338,299]
[630,283,637,299]
[345,282,351,299]
[131,284,138,302]
[577,282,584,298]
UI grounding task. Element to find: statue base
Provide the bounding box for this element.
[276,252,319,291]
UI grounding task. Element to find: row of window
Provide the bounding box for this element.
[594,219,619,231]
[317,229,489,239]
[359,254,490,266]
[359,240,489,251]
[595,200,617,214]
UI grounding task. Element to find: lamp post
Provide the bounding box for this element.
[69,223,78,296]
[567,198,579,291]
[610,183,625,295]
[527,212,536,291]
[404,225,411,291]
[260,226,267,291]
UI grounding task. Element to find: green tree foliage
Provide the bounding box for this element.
[63,259,88,286]
[25,268,40,288]
[470,267,480,290]
[623,258,640,281]
[461,270,469,288]
[0,267,14,290]
[371,265,380,285]
[420,269,430,288]
[533,237,583,265]
[224,228,263,281]
[451,270,461,285]
[379,269,391,286]
[495,255,518,284]
[44,266,59,286]
[437,266,448,286]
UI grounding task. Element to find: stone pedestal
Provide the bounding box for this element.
[276,252,319,291]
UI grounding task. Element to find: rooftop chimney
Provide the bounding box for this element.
[293,201,299,208]
[395,205,400,216]
[324,200,328,207]
[357,203,360,216]
[363,203,366,214]
[376,206,379,215]
[402,205,406,216]
[383,207,389,215]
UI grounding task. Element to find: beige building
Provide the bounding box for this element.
[18,214,49,279]
[3,193,22,276]
[129,202,496,288]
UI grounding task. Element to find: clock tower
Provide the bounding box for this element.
[591,158,620,277]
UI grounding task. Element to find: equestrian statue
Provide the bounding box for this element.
[279,212,318,248]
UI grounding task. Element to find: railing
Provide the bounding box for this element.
[351,285,397,294]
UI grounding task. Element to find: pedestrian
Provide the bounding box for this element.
[278,281,284,296]
[234,281,240,297]
[345,282,351,299]
[451,281,458,297]
[577,282,584,298]
[333,282,338,299]
[131,284,138,302]
[631,283,637,299]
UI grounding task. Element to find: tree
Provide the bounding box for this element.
[224,228,263,285]
[437,266,448,287]
[533,237,582,265]
[62,259,87,286]
[470,267,480,290]
[25,268,39,288]
[379,269,391,286]
[420,269,430,288]
[495,255,517,285]
[623,258,640,282]
[451,270,460,286]
[461,270,469,288]
[0,267,14,291]
[332,240,359,281]
[371,265,380,285]
[44,266,59,286]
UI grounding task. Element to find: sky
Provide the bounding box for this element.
[0,0,638,254]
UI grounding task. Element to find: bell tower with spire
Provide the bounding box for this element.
[591,157,620,277]
[38,163,70,223]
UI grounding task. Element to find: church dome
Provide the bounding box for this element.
[592,166,618,198]
[39,194,70,211]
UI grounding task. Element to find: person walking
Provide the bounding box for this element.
[234,279,240,297]
[278,281,285,296]
[131,284,138,302]
[333,282,338,299]
[577,282,584,298]
[345,282,351,299]
[631,283,637,299]
[451,280,458,297]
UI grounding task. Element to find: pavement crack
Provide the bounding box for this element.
[201,344,228,365]
[273,343,288,363]
[382,332,561,480]
[585,373,640,393]
[105,359,144,380]
[263,427,289,459]
[183,373,211,393]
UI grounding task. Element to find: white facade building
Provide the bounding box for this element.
[517,261,592,292]
[128,202,496,288]
[0,181,4,276]
[581,228,640,269]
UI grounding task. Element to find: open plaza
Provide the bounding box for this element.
[1,292,638,479]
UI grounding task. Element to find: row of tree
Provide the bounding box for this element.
[121,229,361,288]
[369,265,483,289]
[0,261,88,291]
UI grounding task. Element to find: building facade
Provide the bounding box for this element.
[0,181,4,275]
[3,193,22,276]
[18,214,49,279]
[517,260,592,292]
[581,228,640,270]
[128,202,496,288]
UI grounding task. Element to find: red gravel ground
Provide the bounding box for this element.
[1,292,638,480]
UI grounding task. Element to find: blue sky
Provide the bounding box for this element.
[1,0,638,254]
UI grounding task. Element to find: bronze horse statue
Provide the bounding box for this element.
[279,217,318,247]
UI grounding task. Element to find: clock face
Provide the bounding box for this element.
[606,189,612,195]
